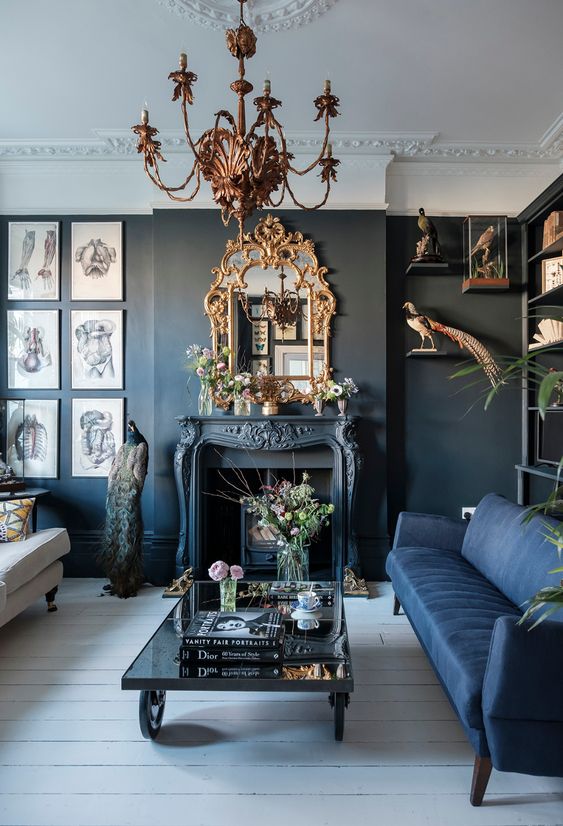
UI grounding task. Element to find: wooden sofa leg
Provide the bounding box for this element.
[45,586,58,613]
[470,755,492,806]
[393,594,401,616]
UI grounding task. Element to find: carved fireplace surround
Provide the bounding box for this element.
[174,415,361,579]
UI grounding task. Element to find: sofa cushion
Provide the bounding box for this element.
[461,493,562,615]
[387,545,521,731]
[0,528,70,595]
[0,498,35,542]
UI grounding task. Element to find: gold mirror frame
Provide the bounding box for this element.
[204,214,336,408]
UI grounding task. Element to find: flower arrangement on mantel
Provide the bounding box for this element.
[239,471,334,581]
[307,376,359,416]
[186,344,234,414]
[208,560,244,611]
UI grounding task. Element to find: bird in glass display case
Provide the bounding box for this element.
[98,420,149,598]
[403,301,502,387]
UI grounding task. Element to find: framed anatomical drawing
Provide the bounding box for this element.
[6,399,59,479]
[8,222,60,300]
[7,310,60,389]
[71,398,124,477]
[71,222,123,300]
[71,310,124,389]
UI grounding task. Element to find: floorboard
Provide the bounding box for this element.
[0,578,561,826]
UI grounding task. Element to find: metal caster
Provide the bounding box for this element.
[139,690,166,740]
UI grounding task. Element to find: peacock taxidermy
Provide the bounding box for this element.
[98,420,148,598]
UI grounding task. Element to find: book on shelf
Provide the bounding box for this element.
[179,663,282,679]
[179,646,283,663]
[268,581,335,607]
[183,608,284,650]
[543,211,563,249]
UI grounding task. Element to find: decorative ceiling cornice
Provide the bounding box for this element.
[156,0,338,32]
[1,121,562,163]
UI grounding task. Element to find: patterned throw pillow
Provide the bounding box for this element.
[0,499,35,542]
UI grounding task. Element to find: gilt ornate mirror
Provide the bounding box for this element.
[205,215,336,408]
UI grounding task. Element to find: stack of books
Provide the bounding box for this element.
[179,608,285,678]
[269,581,335,608]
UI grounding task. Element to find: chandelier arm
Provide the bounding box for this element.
[144,158,203,202]
[266,179,287,208]
[284,174,332,212]
[143,154,201,195]
[180,99,203,164]
[286,117,331,176]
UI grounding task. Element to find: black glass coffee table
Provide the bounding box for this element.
[122,581,353,741]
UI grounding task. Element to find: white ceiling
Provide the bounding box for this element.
[1,0,562,149]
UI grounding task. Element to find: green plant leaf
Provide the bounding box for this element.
[537,371,563,417]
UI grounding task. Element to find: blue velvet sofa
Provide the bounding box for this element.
[386,493,563,806]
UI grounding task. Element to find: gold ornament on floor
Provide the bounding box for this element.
[163,567,194,598]
[343,567,369,597]
[131,0,341,240]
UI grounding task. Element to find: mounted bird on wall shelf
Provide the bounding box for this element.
[98,420,149,598]
[403,301,503,387]
[411,207,445,264]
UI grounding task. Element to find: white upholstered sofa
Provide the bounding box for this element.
[0,528,70,628]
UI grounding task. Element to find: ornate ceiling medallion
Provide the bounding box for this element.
[157,0,339,32]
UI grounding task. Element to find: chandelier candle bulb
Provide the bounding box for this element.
[179,52,187,69]
[327,143,332,158]
[263,79,271,95]
[324,79,331,94]
[141,108,149,125]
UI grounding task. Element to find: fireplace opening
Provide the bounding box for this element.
[203,463,333,579]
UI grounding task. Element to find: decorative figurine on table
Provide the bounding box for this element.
[403,301,503,387]
[98,420,149,598]
[411,207,445,264]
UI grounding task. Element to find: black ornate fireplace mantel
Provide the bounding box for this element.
[174,415,361,579]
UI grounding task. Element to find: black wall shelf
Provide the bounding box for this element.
[405,262,452,276]
[406,350,450,358]
[528,284,563,308]
[515,464,561,482]
[528,237,563,265]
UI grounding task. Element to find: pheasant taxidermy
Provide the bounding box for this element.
[97,420,149,598]
[403,302,503,387]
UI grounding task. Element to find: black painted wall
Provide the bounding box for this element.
[1,209,389,581]
[1,208,525,580]
[386,216,522,532]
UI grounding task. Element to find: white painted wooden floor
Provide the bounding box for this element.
[0,579,561,826]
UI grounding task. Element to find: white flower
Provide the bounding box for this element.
[331,384,343,397]
[234,374,244,382]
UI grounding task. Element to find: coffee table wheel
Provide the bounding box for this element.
[139,690,166,740]
[330,692,350,741]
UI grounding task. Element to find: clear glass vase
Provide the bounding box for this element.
[277,541,309,582]
[219,578,237,612]
[234,395,251,416]
[198,383,213,416]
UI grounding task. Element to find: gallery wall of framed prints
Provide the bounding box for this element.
[4,221,126,481]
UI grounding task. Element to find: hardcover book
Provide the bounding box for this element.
[268,581,335,607]
[179,647,283,663]
[183,609,284,649]
[179,663,282,679]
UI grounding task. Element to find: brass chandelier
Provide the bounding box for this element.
[240,267,302,333]
[132,0,341,238]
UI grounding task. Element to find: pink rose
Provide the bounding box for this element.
[208,560,229,581]
[290,527,300,536]
[229,565,244,580]
[217,362,227,371]
[196,367,205,377]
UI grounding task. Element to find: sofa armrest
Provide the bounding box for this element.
[483,615,563,721]
[392,511,468,553]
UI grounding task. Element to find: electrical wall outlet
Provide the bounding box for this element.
[461,506,476,520]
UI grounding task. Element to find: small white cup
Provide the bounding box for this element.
[297,591,318,611]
